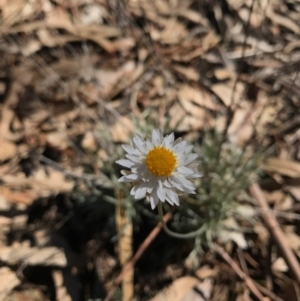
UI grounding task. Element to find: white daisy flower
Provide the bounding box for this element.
[116,129,202,209]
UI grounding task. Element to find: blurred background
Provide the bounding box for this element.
[0,0,300,300]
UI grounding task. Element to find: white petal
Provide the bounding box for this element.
[133,135,146,153]
[187,161,200,168]
[157,181,166,202]
[161,178,172,188]
[177,176,196,191]
[142,170,152,181]
[173,137,182,145]
[152,129,163,146]
[166,188,179,206]
[116,159,135,168]
[163,133,175,148]
[130,186,140,197]
[182,153,198,165]
[183,144,194,155]
[177,166,194,175]
[187,172,203,178]
[125,154,142,163]
[172,141,187,153]
[131,182,148,199]
[168,176,184,191]
[135,165,147,173]
[120,170,131,176]
[119,173,141,182]
[146,140,154,151]
[146,177,157,193]
[150,186,159,209]
[122,144,137,155]
[170,176,194,193]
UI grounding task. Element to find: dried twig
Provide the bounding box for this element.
[116,202,134,301]
[104,212,172,301]
[214,243,266,301]
[250,183,300,284]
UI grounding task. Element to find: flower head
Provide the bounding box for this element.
[116,129,202,209]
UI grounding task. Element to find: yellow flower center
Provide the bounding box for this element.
[146,147,177,177]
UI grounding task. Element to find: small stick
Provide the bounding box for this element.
[250,183,300,284]
[214,243,266,301]
[116,202,134,301]
[104,212,172,301]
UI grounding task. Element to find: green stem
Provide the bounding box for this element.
[157,202,205,239]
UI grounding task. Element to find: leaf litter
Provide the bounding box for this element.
[0,0,300,300]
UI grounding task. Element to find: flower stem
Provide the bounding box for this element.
[157,202,205,239]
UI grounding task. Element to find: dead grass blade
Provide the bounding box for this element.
[250,183,300,284]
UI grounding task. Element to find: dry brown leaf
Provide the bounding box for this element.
[0,187,37,206]
[45,8,80,35]
[266,6,300,34]
[0,245,67,266]
[172,65,199,81]
[285,231,300,256]
[263,158,300,178]
[254,223,269,243]
[114,64,145,98]
[272,257,288,272]
[153,0,176,15]
[263,190,285,204]
[227,96,268,146]
[2,167,74,198]
[0,267,20,301]
[33,168,74,193]
[0,139,17,162]
[178,84,217,111]
[286,186,300,202]
[176,8,208,26]
[228,105,255,146]
[214,68,231,80]
[110,116,134,143]
[153,18,188,45]
[220,218,248,249]
[46,132,71,150]
[169,103,205,132]
[235,292,253,301]
[81,132,98,152]
[236,205,257,219]
[7,289,46,301]
[79,3,107,25]
[228,107,254,145]
[181,279,213,301]
[152,75,165,96]
[172,32,220,62]
[256,103,283,137]
[0,107,23,142]
[284,40,300,54]
[88,36,135,53]
[195,265,219,279]
[210,83,234,106]
[150,276,200,301]
[238,7,264,28]
[276,194,293,212]
[94,61,140,97]
[43,7,130,53]
[52,270,74,301]
[0,216,11,230]
[0,195,11,211]
[37,28,79,48]
[178,92,206,118]
[20,39,42,56]
[1,0,36,26]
